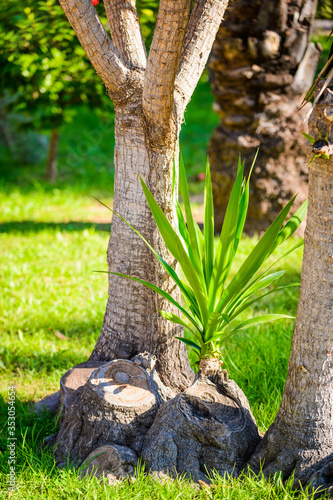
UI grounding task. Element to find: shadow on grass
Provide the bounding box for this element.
[1,347,93,377]
[0,394,59,471]
[0,221,111,233]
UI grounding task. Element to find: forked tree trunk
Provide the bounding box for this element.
[248,84,333,493]
[52,0,252,474]
[45,129,59,184]
[57,0,229,392]
[39,1,272,480]
[208,0,319,234]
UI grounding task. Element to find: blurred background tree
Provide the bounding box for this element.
[0,0,157,183]
[0,0,331,197]
[208,0,321,234]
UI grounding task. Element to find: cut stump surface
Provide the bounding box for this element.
[54,358,165,466]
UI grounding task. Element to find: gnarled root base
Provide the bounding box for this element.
[53,354,173,468]
[50,357,261,484]
[142,368,261,481]
[247,422,333,496]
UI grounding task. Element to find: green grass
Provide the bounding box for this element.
[0,73,329,499]
[1,163,324,497]
[1,187,324,497]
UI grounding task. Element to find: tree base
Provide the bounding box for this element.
[53,354,174,467]
[50,357,260,483]
[247,422,333,495]
[142,368,261,481]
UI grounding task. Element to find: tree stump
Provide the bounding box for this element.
[54,355,173,467]
[142,368,261,481]
[52,357,260,483]
[59,360,106,415]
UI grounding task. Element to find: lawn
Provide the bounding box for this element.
[0,203,324,498]
[0,79,329,499]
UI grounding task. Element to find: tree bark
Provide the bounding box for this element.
[45,129,59,184]
[142,368,261,481]
[52,358,261,483]
[89,96,193,391]
[247,84,333,493]
[208,0,320,234]
[46,2,270,479]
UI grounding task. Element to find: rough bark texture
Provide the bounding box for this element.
[52,358,260,483]
[45,129,59,184]
[71,0,229,392]
[89,96,193,391]
[81,444,139,484]
[54,355,173,467]
[142,368,261,481]
[247,84,333,493]
[208,0,319,234]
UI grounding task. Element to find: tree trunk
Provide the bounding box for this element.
[247,84,333,493]
[208,0,319,234]
[45,129,59,184]
[90,97,194,391]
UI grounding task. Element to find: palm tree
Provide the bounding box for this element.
[208,0,320,233]
[248,79,333,493]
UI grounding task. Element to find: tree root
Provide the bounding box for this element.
[142,368,261,481]
[246,422,333,496]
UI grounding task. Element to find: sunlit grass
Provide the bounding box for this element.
[0,74,324,497]
[0,184,327,498]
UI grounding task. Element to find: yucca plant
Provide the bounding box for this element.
[100,156,307,364]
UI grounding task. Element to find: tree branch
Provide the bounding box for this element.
[59,0,137,100]
[103,0,147,68]
[142,0,192,147]
[175,0,228,112]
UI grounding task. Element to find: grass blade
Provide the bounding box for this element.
[101,271,202,332]
[232,150,258,259]
[270,200,308,255]
[229,283,300,320]
[239,270,286,301]
[175,199,190,250]
[175,337,201,352]
[159,310,201,340]
[216,195,296,314]
[226,271,286,319]
[94,197,201,318]
[208,314,295,343]
[179,156,206,284]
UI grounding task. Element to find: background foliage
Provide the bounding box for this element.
[0,0,159,130]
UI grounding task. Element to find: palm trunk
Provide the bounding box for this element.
[90,97,193,391]
[45,129,59,184]
[248,85,333,492]
[208,0,319,234]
